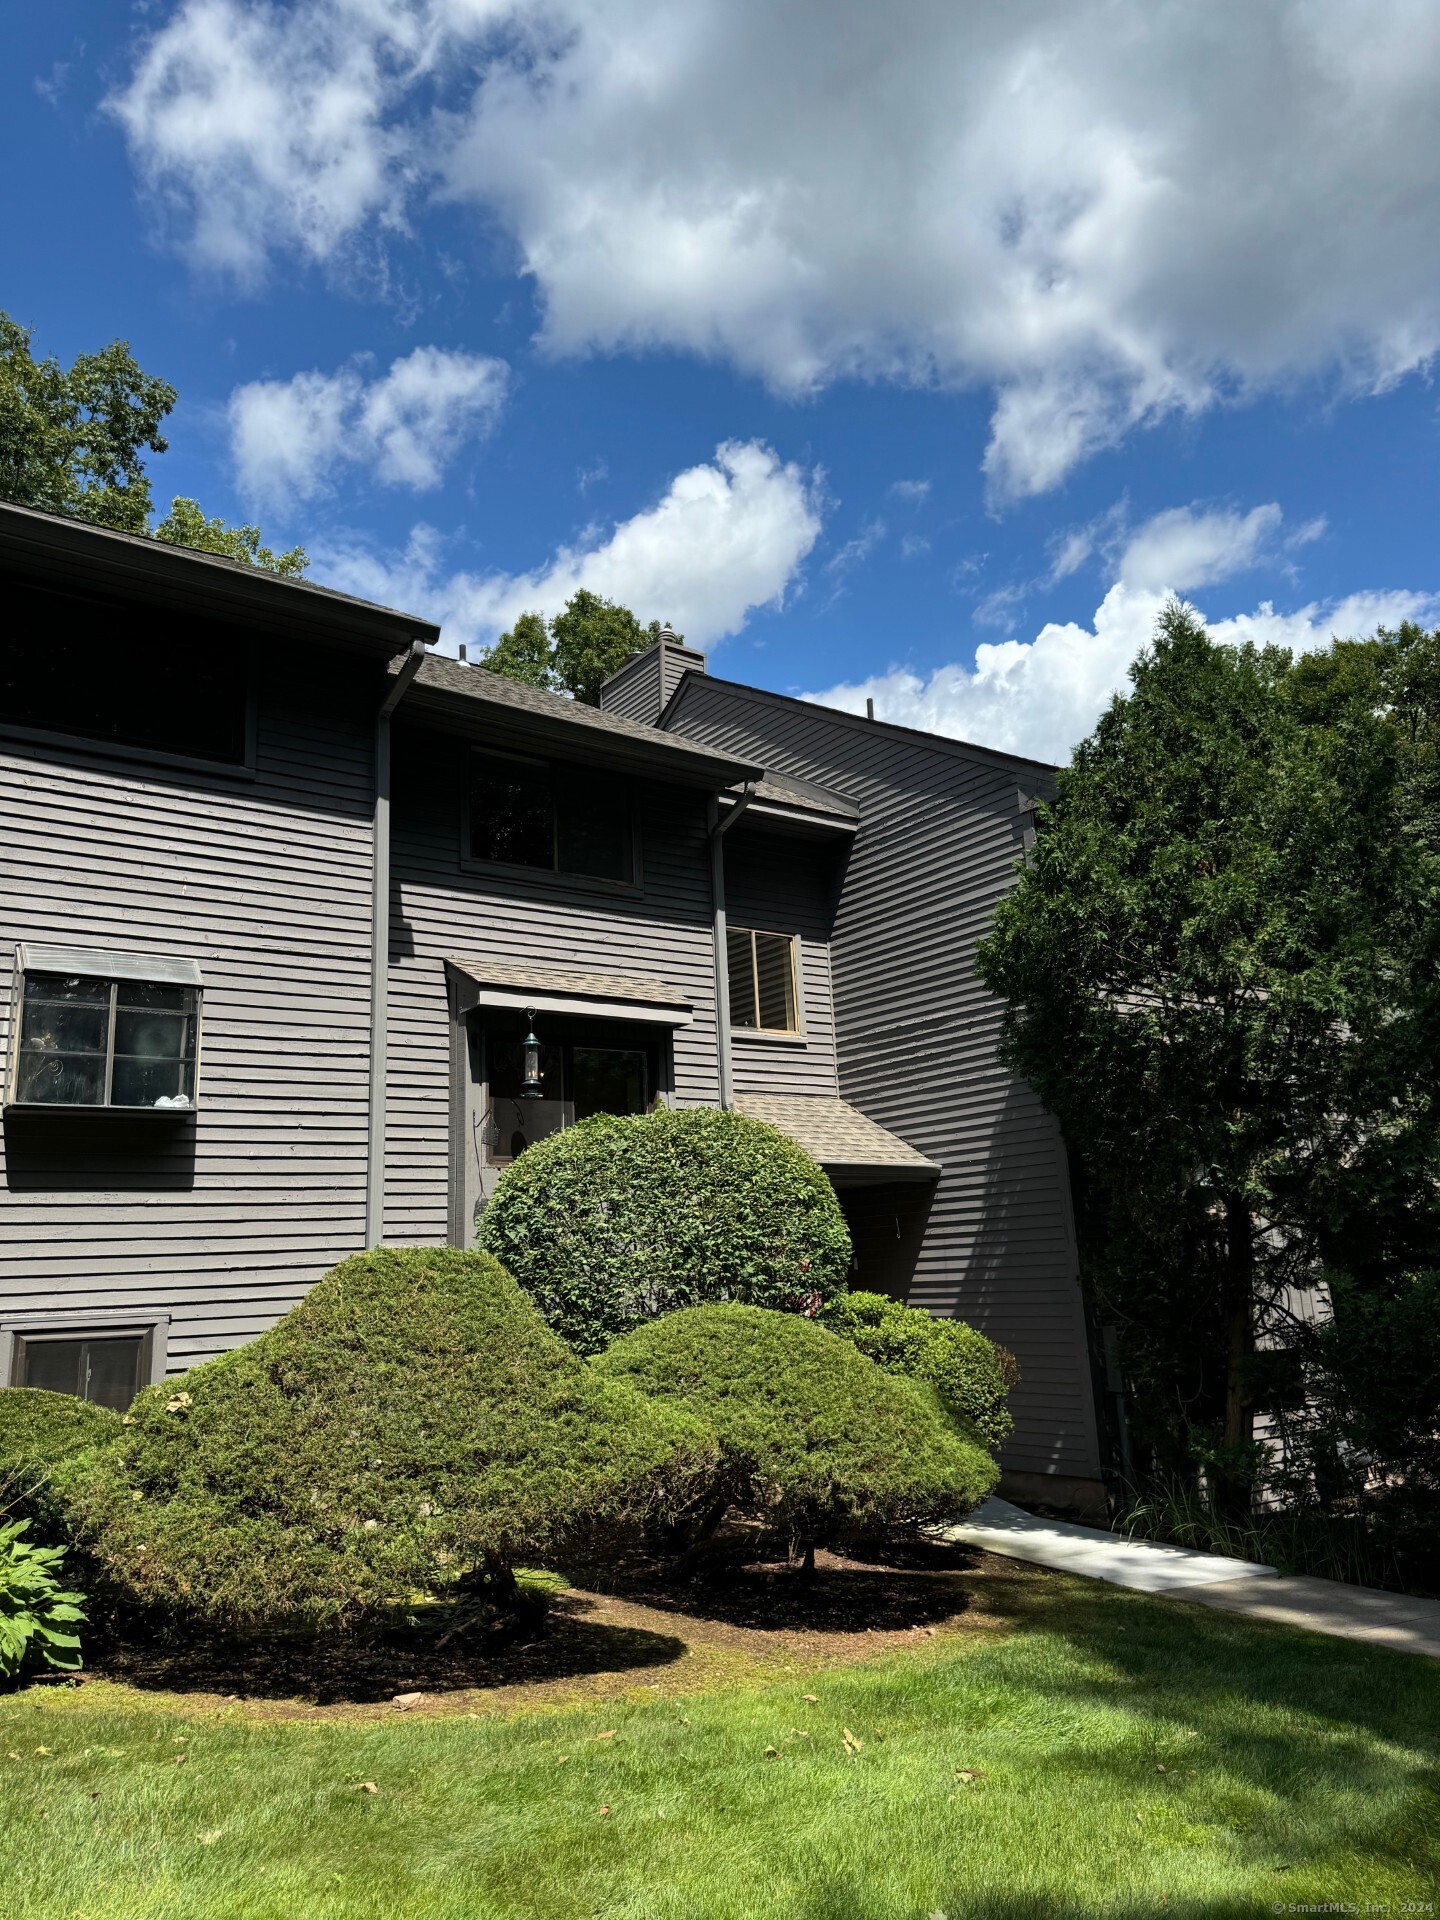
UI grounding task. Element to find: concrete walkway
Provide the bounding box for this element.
[945,1497,1440,1659]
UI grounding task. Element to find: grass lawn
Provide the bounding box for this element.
[1,1551,1436,1920]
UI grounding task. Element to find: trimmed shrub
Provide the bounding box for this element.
[0,1390,123,1547]
[0,1520,86,1682]
[824,1292,1018,1451]
[478,1107,852,1354]
[593,1303,997,1555]
[64,1248,716,1629]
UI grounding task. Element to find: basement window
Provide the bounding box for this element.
[726,926,799,1033]
[7,946,203,1111]
[10,1330,151,1410]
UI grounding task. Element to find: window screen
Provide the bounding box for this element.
[725,927,799,1032]
[470,750,633,883]
[12,971,199,1109]
[14,1333,147,1410]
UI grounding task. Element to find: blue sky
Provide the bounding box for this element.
[7,2,1440,759]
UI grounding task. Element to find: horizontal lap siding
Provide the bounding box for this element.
[724,826,840,1100]
[0,646,375,1372]
[663,680,1100,1483]
[385,731,720,1246]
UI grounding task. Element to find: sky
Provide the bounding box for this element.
[7,1,1440,763]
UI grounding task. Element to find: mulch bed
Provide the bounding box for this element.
[72,1534,1033,1721]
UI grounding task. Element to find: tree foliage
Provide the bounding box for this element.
[63,1248,714,1628]
[824,1291,1017,1451]
[977,603,1440,1508]
[477,1107,852,1354]
[0,312,305,576]
[153,496,308,578]
[0,312,174,534]
[594,1304,997,1555]
[478,593,679,704]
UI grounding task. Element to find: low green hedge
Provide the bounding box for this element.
[824,1292,1017,1450]
[478,1107,853,1353]
[0,1390,122,1546]
[64,1248,716,1629]
[593,1303,997,1555]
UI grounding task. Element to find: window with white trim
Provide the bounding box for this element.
[726,926,799,1033]
[7,947,202,1111]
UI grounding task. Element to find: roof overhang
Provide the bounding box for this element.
[444,956,694,1027]
[401,655,761,789]
[0,501,439,658]
[733,1094,940,1185]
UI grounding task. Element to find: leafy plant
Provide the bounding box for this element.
[478,1107,852,1355]
[63,1248,716,1629]
[824,1291,1017,1450]
[593,1303,997,1563]
[0,1519,85,1681]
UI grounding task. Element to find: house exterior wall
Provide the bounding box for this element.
[382,718,728,1244]
[0,640,378,1374]
[662,675,1103,1496]
[722,824,841,1101]
[599,643,709,726]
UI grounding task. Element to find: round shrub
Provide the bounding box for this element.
[63,1248,716,1629]
[824,1292,1018,1451]
[593,1303,997,1554]
[477,1107,852,1353]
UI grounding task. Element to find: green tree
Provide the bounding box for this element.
[0,312,174,534]
[154,496,307,578]
[478,610,554,689]
[0,314,305,577]
[550,590,651,703]
[977,602,1440,1513]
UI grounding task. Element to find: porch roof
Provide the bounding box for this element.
[733,1093,940,1185]
[444,955,694,1026]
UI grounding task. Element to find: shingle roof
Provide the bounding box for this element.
[404,654,762,786]
[739,773,860,821]
[445,955,691,1010]
[733,1093,939,1177]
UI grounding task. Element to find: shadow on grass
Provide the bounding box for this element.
[91,1590,686,1705]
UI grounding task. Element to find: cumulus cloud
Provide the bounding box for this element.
[807,501,1438,762]
[228,345,508,503]
[312,438,821,649]
[1117,503,1283,593]
[111,1,1440,496]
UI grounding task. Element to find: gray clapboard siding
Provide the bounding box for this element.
[662,676,1102,1487]
[600,642,710,726]
[0,641,377,1370]
[382,725,724,1245]
[722,825,840,1100]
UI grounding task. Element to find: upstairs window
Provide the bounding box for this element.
[7,947,202,1111]
[726,926,799,1033]
[468,748,634,885]
[0,578,250,766]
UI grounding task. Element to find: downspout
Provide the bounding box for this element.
[366,640,428,1248]
[707,780,757,1111]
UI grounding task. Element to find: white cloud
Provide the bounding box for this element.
[311,438,821,649]
[825,520,886,577]
[806,498,1437,762]
[889,479,931,504]
[228,345,508,503]
[112,1,1440,496]
[1117,503,1283,593]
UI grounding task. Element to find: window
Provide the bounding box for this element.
[1,580,250,766]
[8,949,202,1111]
[469,749,634,884]
[11,1332,149,1411]
[726,926,799,1033]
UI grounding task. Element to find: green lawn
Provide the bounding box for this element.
[2,1567,1436,1920]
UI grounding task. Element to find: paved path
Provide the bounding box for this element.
[945,1497,1440,1659]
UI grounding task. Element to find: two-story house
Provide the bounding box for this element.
[0,500,1104,1511]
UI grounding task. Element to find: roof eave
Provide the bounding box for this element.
[0,501,439,656]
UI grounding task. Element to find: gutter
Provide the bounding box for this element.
[707,781,757,1110]
[367,640,429,1247]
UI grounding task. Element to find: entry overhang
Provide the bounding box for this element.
[733,1092,940,1184]
[444,956,694,1028]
